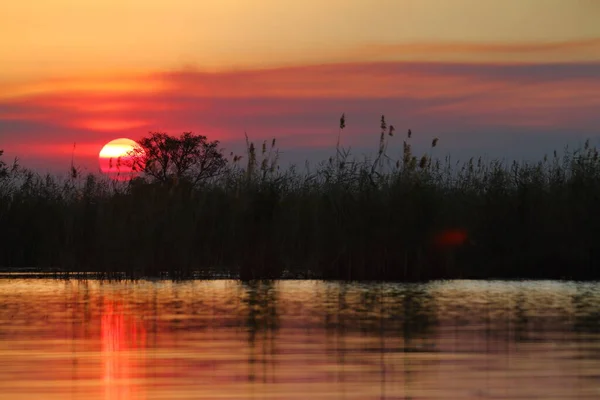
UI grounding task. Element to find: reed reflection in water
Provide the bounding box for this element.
[1,278,600,399]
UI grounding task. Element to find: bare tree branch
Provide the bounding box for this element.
[127,132,227,185]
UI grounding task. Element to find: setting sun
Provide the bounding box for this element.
[99,138,142,179]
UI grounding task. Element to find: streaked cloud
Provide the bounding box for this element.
[1,60,599,172]
[348,39,600,63]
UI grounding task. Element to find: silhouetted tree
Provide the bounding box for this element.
[0,150,15,183]
[0,150,6,180]
[130,132,227,185]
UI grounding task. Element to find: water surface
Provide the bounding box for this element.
[1,278,599,399]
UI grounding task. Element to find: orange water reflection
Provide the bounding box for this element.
[1,279,600,399]
[101,299,147,400]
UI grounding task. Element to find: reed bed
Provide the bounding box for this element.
[1,124,600,281]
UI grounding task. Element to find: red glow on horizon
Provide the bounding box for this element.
[1,61,598,172]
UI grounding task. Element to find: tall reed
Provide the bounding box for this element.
[1,123,600,281]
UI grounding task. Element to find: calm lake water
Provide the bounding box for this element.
[1,278,600,399]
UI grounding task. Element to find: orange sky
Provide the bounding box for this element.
[1,0,599,173]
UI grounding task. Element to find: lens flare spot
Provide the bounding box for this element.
[433,229,469,248]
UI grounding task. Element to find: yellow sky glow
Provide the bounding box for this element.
[2,0,599,82]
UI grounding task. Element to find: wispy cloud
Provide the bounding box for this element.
[1,60,599,172]
[349,39,600,61]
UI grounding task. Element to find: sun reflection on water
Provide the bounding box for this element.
[101,299,147,400]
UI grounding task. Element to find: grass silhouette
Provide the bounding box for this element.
[1,118,600,281]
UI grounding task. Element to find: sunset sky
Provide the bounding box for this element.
[1,0,599,174]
